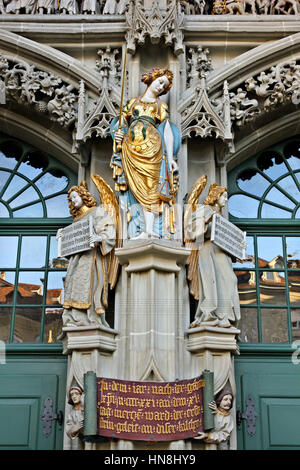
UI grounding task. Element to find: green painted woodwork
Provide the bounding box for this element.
[0,348,67,450]
[235,355,300,450]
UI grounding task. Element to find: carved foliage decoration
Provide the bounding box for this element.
[229,60,300,127]
[125,0,184,56]
[0,53,78,129]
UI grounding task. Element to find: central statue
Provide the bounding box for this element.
[110,67,181,240]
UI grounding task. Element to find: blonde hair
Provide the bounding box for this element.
[203,183,227,211]
[141,68,173,95]
[67,181,97,217]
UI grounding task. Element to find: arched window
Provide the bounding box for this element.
[228,137,300,345]
[0,135,77,344]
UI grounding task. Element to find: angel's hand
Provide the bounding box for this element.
[89,234,102,246]
[114,130,124,144]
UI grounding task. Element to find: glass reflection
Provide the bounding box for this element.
[47,272,65,305]
[286,237,300,262]
[261,203,291,218]
[237,307,258,343]
[0,150,18,170]
[13,307,42,343]
[261,308,289,343]
[0,170,9,192]
[237,171,269,197]
[20,237,47,268]
[277,175,300,201]
[259,271,286,305]
[0,272,16,305]
[286,156,300,171]
[291,308,300,341]
[10,186,39,208]
[0,203,9,217]
[0,236,18,267]
[46,195,70,218]
[36,172,68,197]
[257,152,288,180]
[257,237,283,263]
[266,187,295,209]
[0,307,11,342]
[288,271,300,306]
[13,202,43,217]
[228,194,259,218]
[2,175,28,201]
[233,236,255,268]
[17,272,44,304]
[49,237,69,269]
[234,270,257,305]
[44,307,63,343]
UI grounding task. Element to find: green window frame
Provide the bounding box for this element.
[228,137,300,349]
[0,134,77,345]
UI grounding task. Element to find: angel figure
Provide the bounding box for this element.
[111,67,181,239]
[65,385,84,449]
[57,175,121,328]
[185,177,241,328]
[194,389,234,450]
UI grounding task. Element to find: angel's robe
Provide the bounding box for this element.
[62,205,115,327]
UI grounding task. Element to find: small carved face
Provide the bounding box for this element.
[219,394,232,411]
[70,389,82,405]
[148,75,170,97]
[217,191,228,208]
[69,190,83,209]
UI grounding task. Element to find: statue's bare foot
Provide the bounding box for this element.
[218,319,232,328]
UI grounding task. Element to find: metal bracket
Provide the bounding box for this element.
[236,395,258,436]
[41,397,64,438]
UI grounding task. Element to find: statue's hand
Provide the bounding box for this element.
[193,432,208,440]
[170,160,178,172]
[89,234,102,246]
[114,130,125,144]
[208,400,218,413]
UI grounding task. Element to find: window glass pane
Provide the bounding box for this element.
[0,307,11,342]
[286,156,300,171]
[46,195,70,218]
[286,237,300,263]
[0,272,16,305]
[238,307,258,343]
[261,308,289,343]
[237,171,270,197]
[0,236,18,267]
[35,172,68,197]
[20,236,47,268]
[277,175,300,201]
[18,151,48,180]
[0,150,18,169]
[0,170,10,192]
[2,175,28,201]
[261,203,291,218]
[49,236,69,269]
[266,187,296,209]
[288,271,300,306]
[44,307,63,343]
[259,271,286,305]
[257,237,283,264]
[291,308,300,342]
[10,186,39,208]
[0,202,9,217]
[13,307,42,343]
[13,202,44,217]
[47,272,65,305]
[234,270,257,305]
[17,272,44,305]
[257,152,288,180]
[233,236,255,268]
[228,194,259,218]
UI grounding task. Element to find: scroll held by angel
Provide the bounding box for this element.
[56,175,121,328]
[185,176,245,329]
[110,67,181,240]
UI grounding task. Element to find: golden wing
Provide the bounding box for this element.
[184,175,207,300]
[91,173,122,290]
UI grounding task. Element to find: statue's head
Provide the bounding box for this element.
[203,183,228,212]
[141,67,173,96]
[213,1,226,14]
[215,389,233,411]
[68,385,83,406]
[67,181,97,217]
